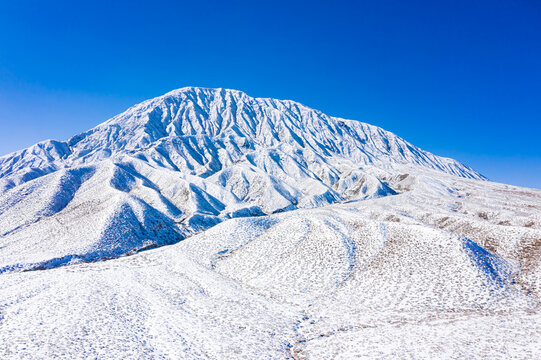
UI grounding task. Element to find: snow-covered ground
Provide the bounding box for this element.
[1,175,540,359]
[0,87,539,359]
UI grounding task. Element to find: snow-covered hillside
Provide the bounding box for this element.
[1,173,540,359]
[0,87,539,359]
[0,87,484,270]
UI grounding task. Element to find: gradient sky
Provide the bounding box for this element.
[0,0,540,188]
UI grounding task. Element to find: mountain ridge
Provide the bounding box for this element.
[0,87,487,272]
[0,87,484,181]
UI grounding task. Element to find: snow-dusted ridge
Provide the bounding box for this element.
[1,87,484,181]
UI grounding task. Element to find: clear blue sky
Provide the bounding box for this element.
[0,0,540,188]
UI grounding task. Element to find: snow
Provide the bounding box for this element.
[0,87,539,359]
[1,179,540,358]
[0,87,485,270]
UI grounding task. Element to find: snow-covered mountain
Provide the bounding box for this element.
[1,87,540,359]
[0,87,484,183]
[0,87,487,270]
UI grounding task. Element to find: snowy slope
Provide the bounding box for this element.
[0,87,485,270]
[0,175,540,359]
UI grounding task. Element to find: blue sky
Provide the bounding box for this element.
[0,0,540,188]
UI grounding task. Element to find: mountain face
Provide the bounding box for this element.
[0,87,486,270]
[1,87,540,359]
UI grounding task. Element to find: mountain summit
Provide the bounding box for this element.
[0,87,484,271]
[1,87,484,184]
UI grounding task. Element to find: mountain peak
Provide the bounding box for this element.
[1,87,485,188]
[0,86,488,274]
